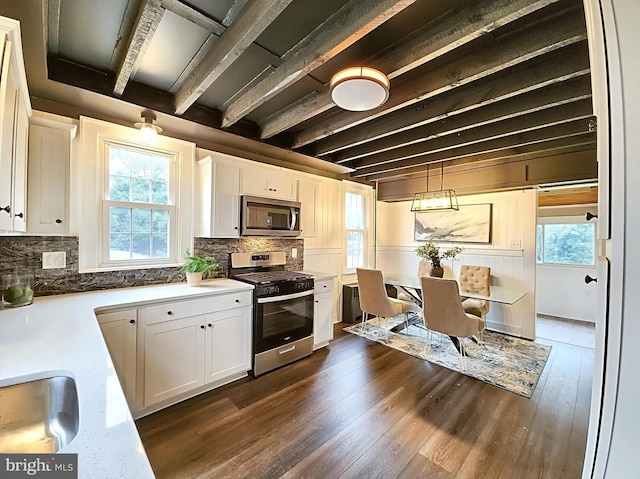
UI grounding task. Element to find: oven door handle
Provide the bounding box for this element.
[257,289,314,304]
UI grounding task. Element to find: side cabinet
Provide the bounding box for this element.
[27,117,77,234]
[204,307,252,383]
[96,309,138,411]
[197,155,241,237]
[313,278,335,349]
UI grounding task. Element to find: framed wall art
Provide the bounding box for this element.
[414,203,492,243]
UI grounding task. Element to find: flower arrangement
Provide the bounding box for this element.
[415,241,463,267]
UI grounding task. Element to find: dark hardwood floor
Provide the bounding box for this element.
[136,323,593,478]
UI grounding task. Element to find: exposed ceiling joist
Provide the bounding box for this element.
[174,0,293,115]
[290,7,587,149]
[312,45,591,156]
[355,120,594,178]
[113,0,164,96]
[259,0,560,139]
[221,0,418,128]
[334,76,592,163]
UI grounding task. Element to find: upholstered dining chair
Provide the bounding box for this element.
[356,268,417,341]
[458,265,491,343]
[420,276,485,369]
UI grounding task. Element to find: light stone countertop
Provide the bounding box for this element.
[301,271,337,281]
[0,278,254,479]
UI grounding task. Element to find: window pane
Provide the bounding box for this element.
[543,223,595,265]
[151,156,170,181]
[131,152,151,179]
[132,208,151,233]
[131,233,151,258]
[346,231,364,269]
[130,178,150,203]
[152,235,168,258]
[152,209,169,234]
[345,192,364,229]
[109,152,130,177]
[109,175,130,201]
[536,224,543,263]
[151,181,168,204]
[109,234,131,260]
[109,207,130,233]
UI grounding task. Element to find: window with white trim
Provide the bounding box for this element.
[536,219,596,265]
[102,143,177,266]
[345,191,366,269]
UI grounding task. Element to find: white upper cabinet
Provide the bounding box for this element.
[27,117,77,234]
[298,178,318,238]
[197,155,241,237]
[240,165,297,201]
[0,19,31,232]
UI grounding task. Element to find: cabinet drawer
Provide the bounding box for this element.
[142,292,252,325]
[314,278,334,295]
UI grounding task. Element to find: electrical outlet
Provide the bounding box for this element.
[43,252,66,269]
[510,240,522,249]
[291,248,298,259]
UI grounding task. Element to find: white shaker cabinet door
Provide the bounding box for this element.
[204,306,252,384]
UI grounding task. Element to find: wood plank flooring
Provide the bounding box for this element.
[136,323,593,478]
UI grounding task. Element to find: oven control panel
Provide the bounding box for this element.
[255,279,314,297]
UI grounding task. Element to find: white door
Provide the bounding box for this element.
[204,307,251,384]
[144,315,206,407]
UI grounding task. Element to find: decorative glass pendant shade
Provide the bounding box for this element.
[411,189,459,212]
[330,67,390,111]
[411,163,459,212]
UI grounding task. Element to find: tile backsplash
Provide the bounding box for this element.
[0,236,303,296]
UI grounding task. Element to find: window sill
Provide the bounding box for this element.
[79,262,183,274]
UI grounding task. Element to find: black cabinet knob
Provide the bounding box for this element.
[15,212,24,219]
[0,205,10,214]
[55,219,62,224]
[200,325,205,329]
[235,299,240,303]
[167,310,173,316]
[585,275,597,284]
[129,319,135,324]
[208,323,212,328]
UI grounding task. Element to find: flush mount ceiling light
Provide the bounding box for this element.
[134,112,162,139]
[411,163,459,212]
[330,66,390,111]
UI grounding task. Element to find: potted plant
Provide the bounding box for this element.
[415,241,463,278]
[182,250,218,286]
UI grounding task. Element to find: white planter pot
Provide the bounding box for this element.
[186,272,203,286]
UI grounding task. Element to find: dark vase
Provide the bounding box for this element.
[429,261,444,278]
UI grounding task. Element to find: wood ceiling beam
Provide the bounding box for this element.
[348,100,593,169]
[113,0,165,96]
[290,8,587,149]
[333,76,592,163]
[161,0,225,35]
[354,120,594,178]
[258,0,560,139]
[46,0,60,55]
[312,44,590,157]
[369,138,596,182]
[173,0,293,115]
[220,0,418,128]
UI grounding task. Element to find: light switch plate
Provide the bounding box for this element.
[510,239,522,249]
[43,252,66,269]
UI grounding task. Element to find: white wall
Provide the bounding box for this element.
[536,264,597,322]
[376,189,537,338]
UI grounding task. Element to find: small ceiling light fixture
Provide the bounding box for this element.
[330,66,390,111]
[411,163,459,212]
[134,111,162,140]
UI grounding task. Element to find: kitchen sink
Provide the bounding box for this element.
[0,375,79,453]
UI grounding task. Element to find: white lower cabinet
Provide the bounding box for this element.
[96,309,138,411]
[138,292,252,412]
[313,278,335,349]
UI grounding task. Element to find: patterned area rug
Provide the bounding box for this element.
[344,316,551,398]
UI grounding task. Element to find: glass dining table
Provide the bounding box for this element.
[384,274,529,333]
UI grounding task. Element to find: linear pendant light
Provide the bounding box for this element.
[330,67,390,111]
[411,163,459,212]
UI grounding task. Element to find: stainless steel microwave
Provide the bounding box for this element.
[240,195,301,237]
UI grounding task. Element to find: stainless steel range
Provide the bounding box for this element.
[228,251,314,377]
